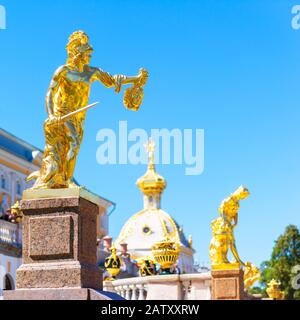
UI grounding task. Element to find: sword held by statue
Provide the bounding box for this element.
[48,102,99,125]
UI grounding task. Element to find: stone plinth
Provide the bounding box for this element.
[4,190,111,300]
[4,288,123,300]
[180,273,211,300]
[211,269,244,300]
[146,275,182,300]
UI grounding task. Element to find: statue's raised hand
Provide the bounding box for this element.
[137,68,149,86]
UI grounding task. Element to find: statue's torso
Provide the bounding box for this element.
[53,67,94,117]
[211,217,233,236]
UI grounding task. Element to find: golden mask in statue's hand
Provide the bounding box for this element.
[123,68,149,112]
[138,68,149,86]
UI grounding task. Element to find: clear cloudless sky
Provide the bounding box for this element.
[0,0,299,267]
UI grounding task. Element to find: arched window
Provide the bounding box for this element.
[4,274,14,290]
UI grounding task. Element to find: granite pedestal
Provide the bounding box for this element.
[211,268,244,300]
[4,189,114,300]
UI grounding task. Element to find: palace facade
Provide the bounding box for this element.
[0,128,42,296]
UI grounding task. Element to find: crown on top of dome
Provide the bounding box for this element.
[136,139,166,195]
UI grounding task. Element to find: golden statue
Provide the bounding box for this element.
[244,262,260,289]
[209,186,260,288]
[27,31,148,189]
[209,186,249,269]
[266,279,285,300]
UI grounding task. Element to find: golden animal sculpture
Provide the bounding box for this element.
[209,186,260,288]
[27,31,148,189]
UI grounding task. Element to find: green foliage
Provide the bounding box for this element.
[259,225,300,300]
[247,286,266,297]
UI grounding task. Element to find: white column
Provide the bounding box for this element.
[10,171,15,206]
[130,285,137,300]
[120,286,126,298]
[124,285,131,300]
[182,281,190,300]
[137,284,146,300]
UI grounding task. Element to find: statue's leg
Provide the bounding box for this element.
[65,120,82,186]
[34,123,65,188]
[221,237,230,263]
[230,240,243,265]
[210,236,230,265]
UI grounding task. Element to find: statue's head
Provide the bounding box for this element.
[218,197,239,216]
[231,185,250,201]
[66,31,93,68]
[218,186,250,217]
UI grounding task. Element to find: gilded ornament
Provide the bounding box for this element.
[104,245,122,281]
[136,256,156,277]
[152,237,180,274]
[9,201,22,224]
[266,279,285,300]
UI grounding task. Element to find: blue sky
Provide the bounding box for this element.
[0,0,299,267]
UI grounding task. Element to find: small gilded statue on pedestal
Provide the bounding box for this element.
[209,186,260,289]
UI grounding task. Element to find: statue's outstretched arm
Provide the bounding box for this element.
[92,68,148,93]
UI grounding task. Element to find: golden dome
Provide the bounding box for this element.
[136,139,166,195]
[136,165,166,195]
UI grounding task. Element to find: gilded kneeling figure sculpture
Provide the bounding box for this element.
[27,30,148,189]
[209,186,260,289]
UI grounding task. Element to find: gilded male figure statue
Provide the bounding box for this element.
[209,186,260,288]
[28,31,148,189]
[209,186,249,267]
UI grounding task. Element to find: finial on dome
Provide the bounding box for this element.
[144,138,155,169]
[136,138,166,195]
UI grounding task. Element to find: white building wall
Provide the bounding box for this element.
[0,253,22,299]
